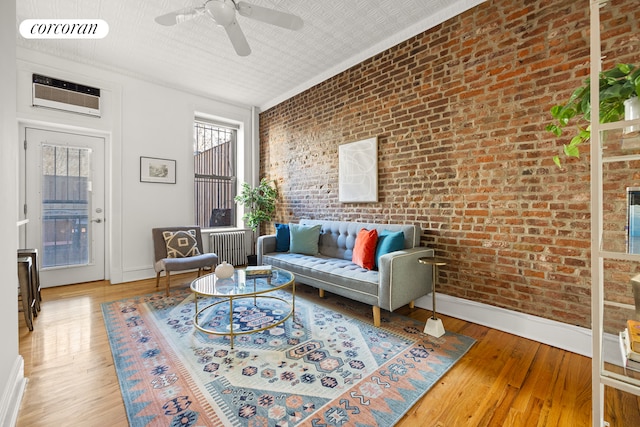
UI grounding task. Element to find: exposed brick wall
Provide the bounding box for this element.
[259,0,640,330]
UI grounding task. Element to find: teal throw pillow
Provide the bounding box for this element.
[289,223,322,255]
[275,223,290,252]
[375,230,405,268]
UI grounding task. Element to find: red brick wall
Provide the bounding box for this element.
[258,0,640,329]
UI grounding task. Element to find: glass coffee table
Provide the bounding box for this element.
[190,267,295,349]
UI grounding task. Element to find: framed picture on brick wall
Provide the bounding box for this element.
[339,137,378,203]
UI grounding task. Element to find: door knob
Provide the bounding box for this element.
[92,218,103,223]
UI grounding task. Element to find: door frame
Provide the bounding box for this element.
[18,122,111,286]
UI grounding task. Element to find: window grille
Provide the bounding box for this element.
[194,120,236,228]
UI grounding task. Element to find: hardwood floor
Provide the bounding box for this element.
[16,274,640,426]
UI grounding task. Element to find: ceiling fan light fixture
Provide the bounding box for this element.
[155,0,303,56]
[206,0,237,27]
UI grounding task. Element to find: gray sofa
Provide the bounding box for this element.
[257,219,434,327]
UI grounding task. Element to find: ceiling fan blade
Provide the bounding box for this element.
[236,1,303,31]
[155,7,203,26]
[224,18,251,56]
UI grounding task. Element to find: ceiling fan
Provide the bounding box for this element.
[155,0,304,57]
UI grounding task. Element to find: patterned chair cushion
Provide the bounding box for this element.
[162,229,201,258]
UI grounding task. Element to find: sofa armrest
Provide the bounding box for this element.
[378,247,435,311]
[257,234,277,265]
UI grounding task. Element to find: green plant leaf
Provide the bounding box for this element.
[564,143,580,158]
[553,155,561,168]
[617,63,633,75]
[579,93,589,113]
[602,64,631,79]
[546,124,562,136]
[634,72,640,97]
[567,86,587,106]
[550,105,563,118]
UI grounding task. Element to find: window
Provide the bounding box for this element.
[194,119,237,228]
[41,144,91,267]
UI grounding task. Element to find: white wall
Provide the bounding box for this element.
[1,1,25,425]
[16,48,257,284]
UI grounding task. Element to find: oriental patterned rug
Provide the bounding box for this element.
[102,284,475,426]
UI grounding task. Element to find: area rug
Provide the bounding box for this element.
[102,284,475,426]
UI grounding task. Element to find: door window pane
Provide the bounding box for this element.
[41,144,91,268]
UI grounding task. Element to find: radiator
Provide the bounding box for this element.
[209,231,247,266]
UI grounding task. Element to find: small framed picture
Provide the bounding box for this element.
[140,156,176,184]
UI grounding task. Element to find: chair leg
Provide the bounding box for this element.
[165,271,171,297]
[318,289,325,298]
[156,272,161,288]
[197,268,203,278]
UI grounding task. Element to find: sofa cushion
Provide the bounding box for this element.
[352,228,378,270]
[275,223,290,252]
[375,230,405,268]
[289,223,322,255]
[162,229,201,258]
[262,252,379,297]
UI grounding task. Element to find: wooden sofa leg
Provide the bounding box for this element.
[165,271,171,297]
[319,289,325,298]
[373,306,381,327]
[409,301,415,309]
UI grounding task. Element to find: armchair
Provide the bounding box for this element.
[152,226,218,296]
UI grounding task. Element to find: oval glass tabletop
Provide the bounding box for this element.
[190,267,294,297]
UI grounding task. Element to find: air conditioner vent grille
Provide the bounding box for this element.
[32,74,101,117]
[33,85,100,110]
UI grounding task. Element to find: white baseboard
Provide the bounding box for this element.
[415,293,621,365]
[0,356,27,427]
[120,266,156,284]
[120,267,207,285]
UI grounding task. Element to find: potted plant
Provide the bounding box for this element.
[547,63,640,166]
[234,178,278,265]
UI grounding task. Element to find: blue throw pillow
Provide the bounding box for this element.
[289,223,322,255]
[275,223,290,252]
[375,230,405,268]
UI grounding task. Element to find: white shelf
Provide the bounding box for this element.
[598,117,640,132]
[590,0,640,425]
[599,251,640,262]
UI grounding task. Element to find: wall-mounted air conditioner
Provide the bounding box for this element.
[32,74,101,117]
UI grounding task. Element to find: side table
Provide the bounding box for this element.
[418,256,447,337]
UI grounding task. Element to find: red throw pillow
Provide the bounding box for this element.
[352,228,378,270]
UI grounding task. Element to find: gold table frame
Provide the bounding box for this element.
[190,268,295,349]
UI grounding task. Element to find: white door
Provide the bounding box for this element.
[24,127,106,287]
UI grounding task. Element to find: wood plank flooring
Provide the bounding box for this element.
[16,274,640,426]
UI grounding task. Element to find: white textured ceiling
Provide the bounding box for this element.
[16,0,484,110]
